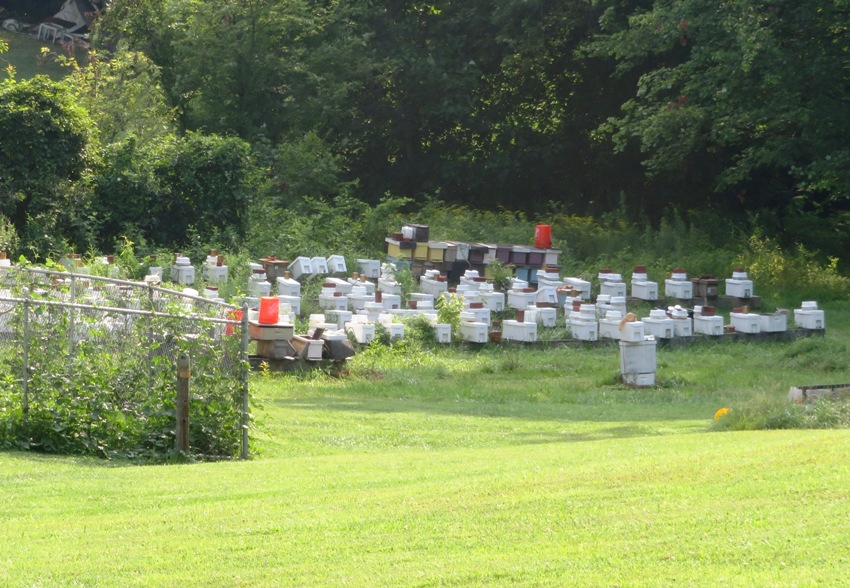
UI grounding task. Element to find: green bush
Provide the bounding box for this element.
[735,234,850,304]
[0,279,248,461]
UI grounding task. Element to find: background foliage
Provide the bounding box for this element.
[0,0,849,276]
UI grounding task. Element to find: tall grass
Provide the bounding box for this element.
[239,197,850,304]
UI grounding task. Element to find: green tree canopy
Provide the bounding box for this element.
[589,0,850,217]
[0,75,99,257]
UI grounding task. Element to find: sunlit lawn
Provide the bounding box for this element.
[2,301,850,586]
[1,29,74,80]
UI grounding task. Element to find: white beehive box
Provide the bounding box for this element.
[310,257,329,278]
[431,323,452,344]
[619,320,646,343]
[378,293,399,310]
[669,308,692,337]
[378,279,402,295]
[459,321,489,343]
[327,255,347,274]
[276,276,301,296]
[631,281,659,301]
[726,270,754,298]
[277,295,301,316]
[363,302,384,322]
[642,310,674,339]
[600,280,627,298]
[432,323,452,344]
[289,257,313,280]
[536,285,558,305]
[357,259,381,279]
[730,311,760,334]
[759,313,787,333]
[319,294,349,311]
[664,278,692,299]
[204,264,229,284]
[347,292,372,312]
[568,317,598,341]
[528,306,557,328]
[694,315,724,336]
[502,320,538,342]
[463,306,491,326]
[248,277,271,297]
[308,314,338,333]
[619,338,657,386]
[346,321,375,344]
[347,279,375,295]
[249,321,295,342]
[726,279,754,298]
[326,310,353,330]
[794,302,825,329]
[420,277,449,298]
[543,249,561,266]
[599,311,623,340]
[479,291,505,312]
[378,314,405,340]
[563,277,592,300]
[325,277,353,294]
[170,257,195,285]
[411,292,435,304]
[507,290,536,310]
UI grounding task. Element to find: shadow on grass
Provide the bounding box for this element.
[272,391,714,424]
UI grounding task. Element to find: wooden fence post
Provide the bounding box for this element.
[176,353,191,453]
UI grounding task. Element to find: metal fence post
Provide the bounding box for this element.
[22,294,29,417]
[69,273,76,358]
[176,352,191,453]
[147,283,155,387]
[240,301,250,459]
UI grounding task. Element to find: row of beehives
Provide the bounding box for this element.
[241,259,825,346]
[386,238,562,268]
[147,253,384,287]
[151,249,755,308]
[559,266,755,302]
[384,222,562,268]
[557,301,824,343]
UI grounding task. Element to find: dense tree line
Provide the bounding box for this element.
[1,0,849,261]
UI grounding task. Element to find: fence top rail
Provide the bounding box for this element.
[1,266,237,310]
[0,295,242,325]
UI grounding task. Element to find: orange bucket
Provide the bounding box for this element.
[534,224,552,249]
[258,297,279,325]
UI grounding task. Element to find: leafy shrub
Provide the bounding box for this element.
[0,213,18,255]
[735,234,850,303]
[436,294,464,339]
[0,275,248,461]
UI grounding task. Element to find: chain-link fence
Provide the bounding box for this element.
[0,266,250,460]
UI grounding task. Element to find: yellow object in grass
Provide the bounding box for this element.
[714,407,731,421]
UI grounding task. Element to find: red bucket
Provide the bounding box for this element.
[534,224,552,249]
[258,297,279,325]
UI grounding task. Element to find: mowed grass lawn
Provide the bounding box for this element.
[1,29,73,80]
[3,301,850,586]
